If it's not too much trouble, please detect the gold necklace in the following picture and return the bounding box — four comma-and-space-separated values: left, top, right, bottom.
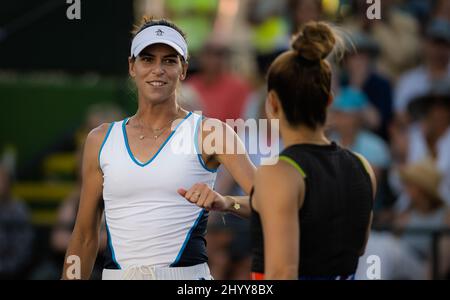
133, 109, 181, 140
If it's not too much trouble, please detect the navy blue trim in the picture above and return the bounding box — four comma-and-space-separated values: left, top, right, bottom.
122, 112, 193, 167
104, 215, 121, 269
98, 122, 115, 164
194, 116, 218, 173
170, 209, 206, 267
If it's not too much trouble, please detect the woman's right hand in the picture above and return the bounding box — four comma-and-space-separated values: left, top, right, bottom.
177, 183, 231, 212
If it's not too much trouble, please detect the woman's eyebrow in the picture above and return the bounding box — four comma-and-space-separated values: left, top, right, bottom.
138, 53, 178, 59
138, 52, 152, 57
163, 54, 179, 59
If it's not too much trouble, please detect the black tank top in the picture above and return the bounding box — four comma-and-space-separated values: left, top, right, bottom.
250, 142, 373, 277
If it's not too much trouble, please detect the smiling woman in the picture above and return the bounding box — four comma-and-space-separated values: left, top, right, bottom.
61, 17, 256, 280
129, 45, 185, 107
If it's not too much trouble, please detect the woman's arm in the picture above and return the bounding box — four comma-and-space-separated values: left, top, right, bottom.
61, 124, 109, 280
203, 118, 256, 193
179, 119, 256, 218
254, 161, 305, 280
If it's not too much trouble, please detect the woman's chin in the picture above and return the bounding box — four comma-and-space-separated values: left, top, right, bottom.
143, 92, 173, 104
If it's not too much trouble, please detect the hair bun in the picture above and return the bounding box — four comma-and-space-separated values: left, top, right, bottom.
292, 22, 336, 61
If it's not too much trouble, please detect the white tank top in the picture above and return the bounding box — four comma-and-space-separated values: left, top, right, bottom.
99, 112, 217, 269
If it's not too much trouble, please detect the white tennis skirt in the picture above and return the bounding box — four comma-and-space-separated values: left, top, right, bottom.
102, 263, 213, 280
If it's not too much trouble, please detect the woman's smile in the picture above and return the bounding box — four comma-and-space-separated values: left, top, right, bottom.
147, 80, 168, 87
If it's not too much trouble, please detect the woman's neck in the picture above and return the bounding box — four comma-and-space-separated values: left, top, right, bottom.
339, 130, 358, 148
281, 123, 330, 148
134, 95, 185, 127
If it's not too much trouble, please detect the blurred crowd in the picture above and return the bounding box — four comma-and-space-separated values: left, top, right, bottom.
1, 0, 450, 280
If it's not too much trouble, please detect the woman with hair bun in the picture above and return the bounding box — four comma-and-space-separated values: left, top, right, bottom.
250, 22, 376, 280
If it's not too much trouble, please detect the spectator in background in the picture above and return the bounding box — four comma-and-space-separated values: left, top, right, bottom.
328, 87, 391, 211
328, 87, 391, 177
401, 92, 450, 207
394, 19, 450, 121
400, 0, 433, 24
355, 230, 426, 280
395, 158, 450, 278
246, 0, 290, 58
165, 0, 218, 57
432, 0, 450, 22
345, 0, 420, 80
0, 164, 33, 279
188, 39, 252, 121
287, 0, 322, 33
206, 213, 251, 280
340, 31, 393, 140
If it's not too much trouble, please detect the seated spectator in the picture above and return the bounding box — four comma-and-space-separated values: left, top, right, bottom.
394, 19, 450, 123
340, 31, 393, 140
328, 87, 392, 214
328, 87, 391, 176
355, 230, 426, 280
395, 158, 450, 277
432, 0, 450, 22
344, 0, 421, 80
287, 0, 322, 33
0, 165, 33, 279
206, 211, 251, 280
405, 92, 450, 205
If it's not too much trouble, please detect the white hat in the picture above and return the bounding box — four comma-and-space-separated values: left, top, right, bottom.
130, 25, 188, 61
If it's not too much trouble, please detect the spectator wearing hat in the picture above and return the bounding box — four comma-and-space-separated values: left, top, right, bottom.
405, 92, 450, 206
328, 87, 393, 214
395, 158, 450, 277
328, 87, 391, 178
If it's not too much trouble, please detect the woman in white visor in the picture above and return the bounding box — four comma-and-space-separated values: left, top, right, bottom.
62, 18, 256, 280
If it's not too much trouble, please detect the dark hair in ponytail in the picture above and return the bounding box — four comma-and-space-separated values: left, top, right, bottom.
267, 21, 338, 129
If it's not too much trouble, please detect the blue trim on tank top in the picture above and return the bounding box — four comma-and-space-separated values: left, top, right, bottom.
194, 115, 218, 173
170, 209, 206, 267
98, 122, 115, 164
122, 112, 193, 167
104, 215, 121, 269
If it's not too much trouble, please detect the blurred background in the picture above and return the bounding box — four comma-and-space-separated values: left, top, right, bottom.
1, 0, 450, 280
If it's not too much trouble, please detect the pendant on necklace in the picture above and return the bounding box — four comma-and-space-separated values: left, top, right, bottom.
139, 135, 145, 140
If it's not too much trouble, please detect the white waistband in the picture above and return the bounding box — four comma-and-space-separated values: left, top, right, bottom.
102, 263, 212, 280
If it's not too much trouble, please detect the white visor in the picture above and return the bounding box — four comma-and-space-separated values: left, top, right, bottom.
131, 25, 188, 61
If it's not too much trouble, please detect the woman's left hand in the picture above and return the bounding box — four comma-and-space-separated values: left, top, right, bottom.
177, 183, 231, 211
